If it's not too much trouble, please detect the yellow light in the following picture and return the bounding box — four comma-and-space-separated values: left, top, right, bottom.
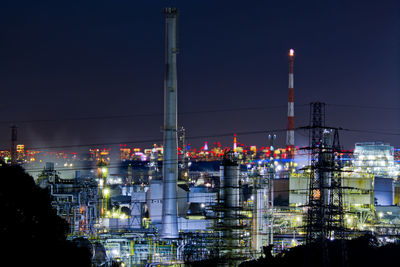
289, 49, 295, 56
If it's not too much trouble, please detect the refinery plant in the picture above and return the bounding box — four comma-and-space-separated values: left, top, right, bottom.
2, 7, 400, 267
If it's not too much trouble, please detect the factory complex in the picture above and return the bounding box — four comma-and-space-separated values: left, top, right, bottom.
2, 7, 399, 267
2, 136, 400, 266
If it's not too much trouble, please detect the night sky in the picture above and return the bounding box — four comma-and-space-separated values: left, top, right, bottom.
0, 0, 399, 152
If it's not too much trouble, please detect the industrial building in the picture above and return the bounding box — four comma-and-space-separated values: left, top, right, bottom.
37, 162, 98, 235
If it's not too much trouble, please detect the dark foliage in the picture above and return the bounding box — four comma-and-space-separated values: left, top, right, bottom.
0, 163, 92, 266
240, 235, 400, 267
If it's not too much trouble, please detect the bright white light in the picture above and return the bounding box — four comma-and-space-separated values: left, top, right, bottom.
289, 49, 294, 56
103, 188, 110, 197
201, 203, 205, 208
112, 249, 119, 256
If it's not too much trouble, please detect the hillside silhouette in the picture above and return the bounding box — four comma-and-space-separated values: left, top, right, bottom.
0, 162, 91, 267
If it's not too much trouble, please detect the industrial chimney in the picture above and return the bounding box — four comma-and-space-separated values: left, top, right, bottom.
161, 7, 179, 239
10, 125, 17, 165
286, 49, 295, 159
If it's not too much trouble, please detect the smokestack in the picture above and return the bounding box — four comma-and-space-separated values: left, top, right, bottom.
10, 125, 17, 165
286, 49, 295, 159
161, 7, 179, 239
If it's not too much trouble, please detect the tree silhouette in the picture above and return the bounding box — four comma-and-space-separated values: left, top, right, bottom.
240, 234, 400, 267
0, 163, 91, 267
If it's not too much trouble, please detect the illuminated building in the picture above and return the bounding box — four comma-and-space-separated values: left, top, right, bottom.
120, 144, 131, 161
353, 142, 399, 178
16, 144, 25, 161
90, 148, 111, 163
25, 150, 40, 162
36, 162, 98, 234
0, 150, 11, 163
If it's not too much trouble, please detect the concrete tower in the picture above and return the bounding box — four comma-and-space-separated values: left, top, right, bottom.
161, 7, 179, 239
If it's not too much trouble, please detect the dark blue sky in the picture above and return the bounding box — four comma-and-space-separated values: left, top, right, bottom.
0, 0, 399, 151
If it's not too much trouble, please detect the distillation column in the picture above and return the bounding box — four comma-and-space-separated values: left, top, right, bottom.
220, 156, 241, 258
161, 7, 179, 239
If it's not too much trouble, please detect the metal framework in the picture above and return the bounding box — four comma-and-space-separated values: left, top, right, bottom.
306, 102, 345, 243
209, 152, 251, 265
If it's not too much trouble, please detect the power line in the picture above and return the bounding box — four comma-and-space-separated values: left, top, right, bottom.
2, 102, 397, 126
1, 126, 399, 152
343, 129, 400, 136
0, 105, 306, 125
327, 103, 400, 111
9, 128, 288, 150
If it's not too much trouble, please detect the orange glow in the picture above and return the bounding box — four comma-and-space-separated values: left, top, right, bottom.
289, 49, 294, 56
313, 189, 320, 199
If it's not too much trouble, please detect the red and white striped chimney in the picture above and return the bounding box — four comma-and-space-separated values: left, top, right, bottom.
286, 49, 295, 159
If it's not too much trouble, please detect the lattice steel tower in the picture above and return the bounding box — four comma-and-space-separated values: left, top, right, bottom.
306, 102, 345, 244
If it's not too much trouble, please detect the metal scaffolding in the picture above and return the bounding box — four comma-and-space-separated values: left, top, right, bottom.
209, 152, 251, 265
